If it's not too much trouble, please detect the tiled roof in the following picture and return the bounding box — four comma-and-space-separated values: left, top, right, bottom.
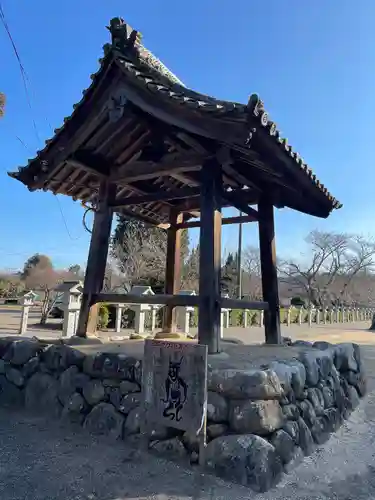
8, 17, 342, 212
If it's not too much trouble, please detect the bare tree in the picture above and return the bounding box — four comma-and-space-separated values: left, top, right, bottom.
25, 267, 67, 324
181, 245, 200, 291
242, 246, 262, 299
279, 231, 375, 307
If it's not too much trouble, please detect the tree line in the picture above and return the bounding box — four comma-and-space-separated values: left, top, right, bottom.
2, 217, 375, 322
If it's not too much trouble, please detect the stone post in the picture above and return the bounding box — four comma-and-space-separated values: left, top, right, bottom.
308, 307, 314, 327
298, 307, 303, 325
134, 307, 146, 334
287, 307, 291, 327
260, 310, 264, 327
330, 309, 334, 323
151, 307, 157, 332
243, 310, 248, 328
115, 304, 123, 333
19, 292, 36, 334
176, 306, 190, 334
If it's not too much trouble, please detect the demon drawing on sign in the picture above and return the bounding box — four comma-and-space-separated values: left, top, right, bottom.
161, 356, 188, 422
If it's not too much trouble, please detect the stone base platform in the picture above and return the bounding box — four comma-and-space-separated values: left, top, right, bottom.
0, 336, 367, 493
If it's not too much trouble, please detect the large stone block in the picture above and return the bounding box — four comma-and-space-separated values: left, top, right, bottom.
343, 370, 367, 396
334, 343, 359, 373
270, 429, 295, 465
61, 392, 88, 425
297, 400, 316, 427
84, 402, 124, 439
25, 373, 61, 417
5, 365, 25, 387
208, 368, 283, 400
207, 391, 229, 423
58, 366, 90, 406
82, 379, 105, 406
42, 345, 85, 371
0, 374, 23, 406
298, 350, 333, 386
3, 340, 43, 366
83, 353, 142, 384
297, 418, 314, 455
124, 406, 141, 435
267, 360, 306, 397
205, 434, 283, 492
229, 399, 284, 435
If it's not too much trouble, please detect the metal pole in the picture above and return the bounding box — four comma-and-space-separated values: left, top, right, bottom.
237, 210, 243, 299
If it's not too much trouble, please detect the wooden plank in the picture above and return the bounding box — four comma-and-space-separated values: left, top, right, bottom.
94, 293, 200, 307
76, 179, 116, 337
198, 158, 222, 354
162, 211, 183, 333
220, 298, 269, 311
142, 340, 208, 454
258, 196, 281, 344
176, 214, 257, 229
67, 158, 108, 178
110, 187, 200, 208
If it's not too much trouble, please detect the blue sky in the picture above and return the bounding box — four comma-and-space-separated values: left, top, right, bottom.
1, 0, 374, 271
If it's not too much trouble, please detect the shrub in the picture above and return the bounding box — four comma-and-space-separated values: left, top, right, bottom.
291, 296, 306, 307
250, 312, 259, 325
98, 303, 110, 329
190, 308, 199, 328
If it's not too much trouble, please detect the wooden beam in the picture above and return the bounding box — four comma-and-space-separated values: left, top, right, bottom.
220, 298, 269, 311
76, 179, 116, 337
258, 196, 281, 344
176, 214, 257, 229
94, 293, 199, 307
162, 211, 183, 333
110, 152, 205, 183
110, 187, 200, 208
222, 192, 259, 219
198, 158, 222, 354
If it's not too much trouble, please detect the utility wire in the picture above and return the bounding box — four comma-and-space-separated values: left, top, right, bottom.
0, 3, 83, 242
0, 2, 41, 144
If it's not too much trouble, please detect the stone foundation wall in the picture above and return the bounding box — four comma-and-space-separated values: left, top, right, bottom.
0, 338, 366, 493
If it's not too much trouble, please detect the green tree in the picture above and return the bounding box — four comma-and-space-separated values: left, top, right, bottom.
68, 264, 82, 277
221, 252, 238, 296
22, 254, 53, 280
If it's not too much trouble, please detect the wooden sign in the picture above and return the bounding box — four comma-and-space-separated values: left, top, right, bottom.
142, 339, 208, 434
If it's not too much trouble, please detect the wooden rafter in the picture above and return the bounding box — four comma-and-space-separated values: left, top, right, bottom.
175, 214, 258, 229
110, 187, 200, 208
110, 151, 206, 183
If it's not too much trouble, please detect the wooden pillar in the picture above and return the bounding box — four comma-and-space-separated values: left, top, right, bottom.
258, 197, 281, 344
162, 210, 182, 333
198, 158, 222, 354
76, 180, 115, 337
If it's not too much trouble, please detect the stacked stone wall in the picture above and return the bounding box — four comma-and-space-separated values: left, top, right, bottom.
0, 339, 366, 492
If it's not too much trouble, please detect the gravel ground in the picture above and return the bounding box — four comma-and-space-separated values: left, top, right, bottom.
1, 391, 375, 499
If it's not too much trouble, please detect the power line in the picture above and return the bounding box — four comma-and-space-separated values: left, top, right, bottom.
55, 196, 82, 241
0, 2, 41, 144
